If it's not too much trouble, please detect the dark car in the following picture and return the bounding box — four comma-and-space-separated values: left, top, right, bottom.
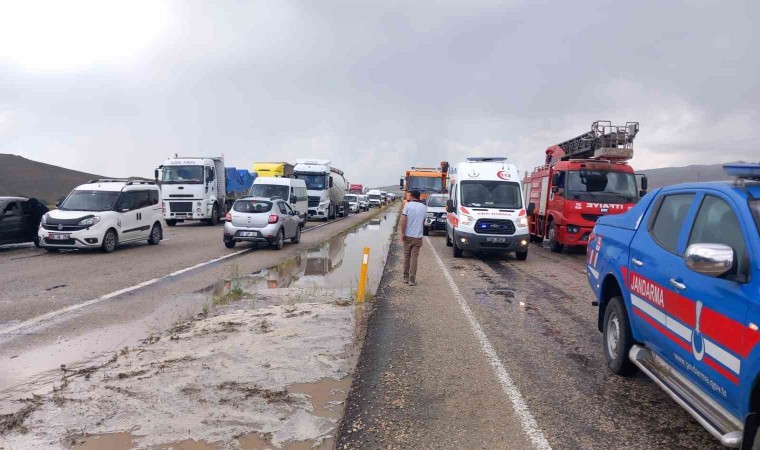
0, 197, 48, 247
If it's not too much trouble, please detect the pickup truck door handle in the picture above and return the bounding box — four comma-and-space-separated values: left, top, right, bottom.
669, 278, 686, 291
631, 258, 644, 267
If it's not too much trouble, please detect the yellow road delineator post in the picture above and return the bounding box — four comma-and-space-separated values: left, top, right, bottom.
356, 247, 371, 303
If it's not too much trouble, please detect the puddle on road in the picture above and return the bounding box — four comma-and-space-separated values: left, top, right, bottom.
204, 212, 397, 309
0, 211, 397, 423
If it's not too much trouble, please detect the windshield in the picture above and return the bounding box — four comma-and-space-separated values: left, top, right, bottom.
233, 200, 272, 213
60, 191, 120, 212
345, 195, 358, 202
460, 181, 522, 209
566, 170, 637, 202
250, 184, 289, 200
427, 196, 447, 207
369, 194, 381, 200
162, 166, 204, 184
751, 199, 760, 234
295, 173, 327, 190
408, 176, 442, 193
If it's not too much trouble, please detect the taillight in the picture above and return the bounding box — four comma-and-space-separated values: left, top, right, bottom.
268, 214, 279, 224
225, 212, 232, 222
518, 209, 526, 216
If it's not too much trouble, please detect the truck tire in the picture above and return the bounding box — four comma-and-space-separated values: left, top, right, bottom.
208, 205, 219, 226
515, 250, 528, 261
166, 219, 177, 227
445, 230, 453, 247
548, 221, 563, 253
452, 232, 463, 258
603, 296, 637, 376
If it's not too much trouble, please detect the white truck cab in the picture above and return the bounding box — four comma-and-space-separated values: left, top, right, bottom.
39, 179, 163, 253
157, 156, 226, 226
445, 157, 530, 260
367, 190, 382, 208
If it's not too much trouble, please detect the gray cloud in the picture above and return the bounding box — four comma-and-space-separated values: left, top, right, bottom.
1, 0, 758, 186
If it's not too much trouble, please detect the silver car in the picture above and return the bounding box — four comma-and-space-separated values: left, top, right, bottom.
223, 197, 301, 250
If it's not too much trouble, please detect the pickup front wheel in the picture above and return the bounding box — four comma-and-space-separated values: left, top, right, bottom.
603, 296, 637, 376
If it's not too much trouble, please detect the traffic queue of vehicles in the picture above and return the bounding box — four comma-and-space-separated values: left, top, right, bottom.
587, 163, 760, 448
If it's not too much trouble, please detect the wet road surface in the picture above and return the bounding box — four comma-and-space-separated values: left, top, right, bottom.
0, 207, 395, 415
339, 230, 721, 449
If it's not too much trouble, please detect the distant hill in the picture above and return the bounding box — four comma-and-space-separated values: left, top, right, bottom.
370, 185, 403, 195
0, 154, 104, 204
639, 162, 736, 188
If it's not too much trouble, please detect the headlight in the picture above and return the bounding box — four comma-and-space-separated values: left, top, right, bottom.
78, 216, 101, 227
460, 215, 474, 225
517, 216, 528, 228
41, 214, 48, 225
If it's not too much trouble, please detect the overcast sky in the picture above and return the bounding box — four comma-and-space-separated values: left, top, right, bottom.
1, 0, 758, 187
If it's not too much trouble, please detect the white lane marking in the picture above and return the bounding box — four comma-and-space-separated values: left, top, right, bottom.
0, 250, 250, 336
1, 215, 355, 336
426, 237, 552, 450
587, 265, 599, 280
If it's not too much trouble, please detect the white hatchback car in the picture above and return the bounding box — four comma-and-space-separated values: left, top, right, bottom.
39, 179, 163, 253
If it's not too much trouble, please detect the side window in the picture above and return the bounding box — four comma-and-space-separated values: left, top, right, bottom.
688, 196, 748, 277
149, 190, 159, 205
650, 193, 695, 253
452, 185, 458, 208
206, 167, 215, 182
21, 201, 32, 215
117, 192, 139, 212
278, 202, 287, 214
135, 191, 151, 209
3, 202, 19, 217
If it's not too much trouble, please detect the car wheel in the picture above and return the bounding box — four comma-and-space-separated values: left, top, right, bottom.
148, 223, 162, 245
208, 205, 219, 226
516, 250, 528, 261
603, 296, 637, 375
291, 225, 301, 244
224, 240, 236, 249
101, 229, 118, 253
452, 232, 463, 258
166, 219, 177, 227
548, 221, 563, 253
272, 229, 284, 250
423, 226, 429, 236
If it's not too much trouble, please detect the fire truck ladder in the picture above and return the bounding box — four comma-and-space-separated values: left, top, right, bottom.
556, 121, 639, 161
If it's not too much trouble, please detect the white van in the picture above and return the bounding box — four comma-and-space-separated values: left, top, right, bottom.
445, 157, 530, 260
39, 179, 163, 253
249, 177, 308, 226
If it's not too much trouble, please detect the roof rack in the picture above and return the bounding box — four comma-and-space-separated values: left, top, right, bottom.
88, 179, 156, 186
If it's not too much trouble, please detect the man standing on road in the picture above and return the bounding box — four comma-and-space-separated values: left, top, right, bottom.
401, 190, 426, 286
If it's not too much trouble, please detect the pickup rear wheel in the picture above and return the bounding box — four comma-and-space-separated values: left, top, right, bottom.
603, 296, 637, 376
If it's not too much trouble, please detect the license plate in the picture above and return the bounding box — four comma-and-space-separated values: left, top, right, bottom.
239, 231, 257, 237
49, 233, 70, 240
486, 237, 506, 243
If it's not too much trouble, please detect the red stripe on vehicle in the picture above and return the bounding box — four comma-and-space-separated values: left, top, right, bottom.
704, 355, 739, 385
629, 271, 695, 328
700, 308, 745, 358
742, 329, 760, 359
633, 308, 691, 352
447, 213, 458, 228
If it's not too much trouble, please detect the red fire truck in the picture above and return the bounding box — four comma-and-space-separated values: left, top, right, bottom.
523, 121, 648, 252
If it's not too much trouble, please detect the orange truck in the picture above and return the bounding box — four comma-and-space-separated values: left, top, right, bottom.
399, 161, 449, 203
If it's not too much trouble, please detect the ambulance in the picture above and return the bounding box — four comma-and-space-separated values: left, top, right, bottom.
445, 157, 530, 260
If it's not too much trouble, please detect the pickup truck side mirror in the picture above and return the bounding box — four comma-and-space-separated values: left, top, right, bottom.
685, 243, 734, 277
446, 199, 455, 213
527, 203, 536, 216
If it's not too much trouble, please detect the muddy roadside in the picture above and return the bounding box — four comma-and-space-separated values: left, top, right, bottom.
1, 207, 401, 449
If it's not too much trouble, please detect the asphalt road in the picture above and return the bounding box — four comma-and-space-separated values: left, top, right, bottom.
339, 230, 721, 449
0, 208, 388, 414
